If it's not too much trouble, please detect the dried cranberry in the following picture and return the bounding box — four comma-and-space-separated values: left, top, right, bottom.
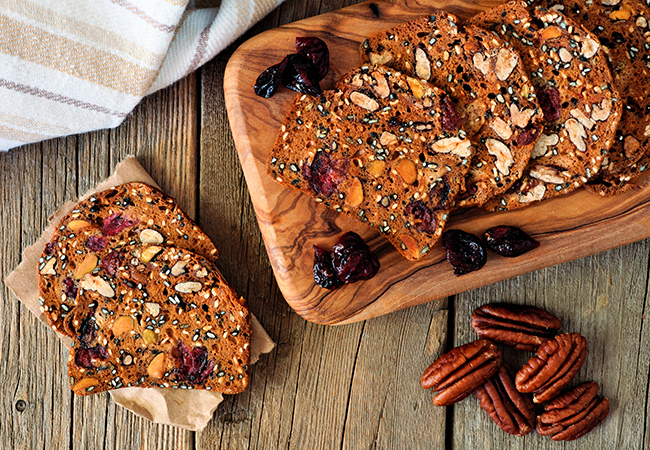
536, 86, 561, 122
303, 151, 350, 197
441, 95, 462, 131
254, 58, 288, 98
331, 232, 380, 283
441, 229, 487, 276
517, 124, 542, 146
255, 37, 329, 98
405, 200, 437, 234
456, 181, 477, 203
74, 348, 93, 368
44, 241, 57, 256
282, 53, 322, 97
78, 313, 97, 347
483, 225, 540, 257
86, 235, 108, 252
295, 37, 329, 80
430, 176, 451, 210
63, 277, 78, 299
100, 250, 122, 277
313, 246, 343, 289
101, 213, 138, 236
74, 344, 109, 369
172, 341, 215, 384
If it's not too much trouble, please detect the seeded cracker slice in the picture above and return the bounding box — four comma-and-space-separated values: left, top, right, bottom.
470, 2, 622, 211
67, 245, 250, 396
360, 13, 543, 208
38, 182, 219, 337
268, 65, 473, 260
532, 0, 650, 196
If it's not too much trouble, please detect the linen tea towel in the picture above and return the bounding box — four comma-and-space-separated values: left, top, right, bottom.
0, 0, 283, 151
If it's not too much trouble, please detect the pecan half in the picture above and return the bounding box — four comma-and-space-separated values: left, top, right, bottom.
471, 303, 562, 351
536, 382, 610, 441
515, 333, 587, 403
475, 364, 535, 436
421, 339, 502, 406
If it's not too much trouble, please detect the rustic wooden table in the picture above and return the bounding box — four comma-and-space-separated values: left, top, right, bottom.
1, 0, 649, 448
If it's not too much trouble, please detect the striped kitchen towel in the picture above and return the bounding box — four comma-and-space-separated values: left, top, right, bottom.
0, 0, 283, 151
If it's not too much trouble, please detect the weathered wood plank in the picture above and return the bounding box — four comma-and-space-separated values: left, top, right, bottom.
341, 300, 448, 450
0, 141, 74, 450
196, 40, 288, 450
451, 244, 650, 449
196, 4, 291, 449
110, 75, 199, 217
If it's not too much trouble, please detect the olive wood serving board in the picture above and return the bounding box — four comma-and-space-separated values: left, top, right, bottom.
224, 0, 650, 325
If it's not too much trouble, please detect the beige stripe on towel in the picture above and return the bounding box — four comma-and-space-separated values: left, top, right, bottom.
0, 110, 74, 135
8, 1, 165, 68
0, 123, 50, 143
0, 14, 156, 96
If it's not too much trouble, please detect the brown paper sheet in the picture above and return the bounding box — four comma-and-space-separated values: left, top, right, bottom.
4, 155, 276, 431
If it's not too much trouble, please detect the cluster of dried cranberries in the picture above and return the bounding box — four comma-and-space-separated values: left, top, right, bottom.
171, 341, 215, 384
255, 37, 329, 98
441, 225, 539, 276
421, 303, 610, 441
313, 231, 380, 289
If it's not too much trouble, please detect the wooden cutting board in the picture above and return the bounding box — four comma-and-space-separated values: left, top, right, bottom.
224, 0, 650, 325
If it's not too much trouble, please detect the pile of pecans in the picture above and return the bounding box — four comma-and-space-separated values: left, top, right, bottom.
421, 303, 610, 441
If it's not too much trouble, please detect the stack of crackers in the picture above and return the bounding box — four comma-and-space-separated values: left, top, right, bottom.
268, 1, 647, 260
38, 182, 251, 396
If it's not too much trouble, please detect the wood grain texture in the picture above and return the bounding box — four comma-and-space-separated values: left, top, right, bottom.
1, 141, 73, 450
224, 0, 650, 326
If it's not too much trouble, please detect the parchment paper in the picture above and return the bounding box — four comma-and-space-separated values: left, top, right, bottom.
4, 155, 276, 431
